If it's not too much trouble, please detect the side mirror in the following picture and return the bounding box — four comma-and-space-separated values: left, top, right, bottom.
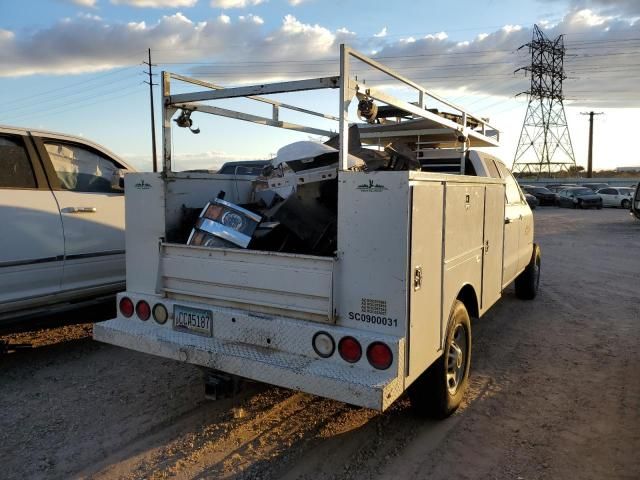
111, 168, 127, 192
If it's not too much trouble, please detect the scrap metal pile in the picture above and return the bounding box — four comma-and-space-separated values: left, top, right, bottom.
187, 126, 420, 257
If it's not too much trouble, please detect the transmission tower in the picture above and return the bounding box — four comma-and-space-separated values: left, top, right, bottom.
512, 25, 577, 178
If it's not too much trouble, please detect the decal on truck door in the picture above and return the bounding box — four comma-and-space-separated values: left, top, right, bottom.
356, 179, 388, 192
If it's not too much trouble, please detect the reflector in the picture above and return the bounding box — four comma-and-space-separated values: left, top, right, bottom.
153, 303, 168, 324
312, 331, 335, 358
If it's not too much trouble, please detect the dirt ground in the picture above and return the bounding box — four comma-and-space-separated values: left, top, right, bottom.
1, 208, 639, 480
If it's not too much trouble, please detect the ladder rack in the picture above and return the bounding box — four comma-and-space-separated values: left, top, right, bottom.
161, 44, 500, 174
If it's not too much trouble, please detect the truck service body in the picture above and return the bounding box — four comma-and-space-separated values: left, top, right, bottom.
94, 46, 539, 414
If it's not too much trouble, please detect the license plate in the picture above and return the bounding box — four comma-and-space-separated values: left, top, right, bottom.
173, 305, 213, 337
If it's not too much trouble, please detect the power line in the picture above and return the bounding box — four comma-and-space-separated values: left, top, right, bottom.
1, 51, 146, 107
8, 88, 142, 124
0, 72, 140, 118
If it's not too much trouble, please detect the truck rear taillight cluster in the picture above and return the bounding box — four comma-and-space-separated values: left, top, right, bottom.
119, 296, 168, 324
313, 332, 393, 370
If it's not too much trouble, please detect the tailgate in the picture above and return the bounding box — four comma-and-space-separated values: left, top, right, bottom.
159, 243, 335, 323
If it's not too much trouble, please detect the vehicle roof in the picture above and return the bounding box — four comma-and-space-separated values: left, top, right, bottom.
220, 160, 269, 166
0, 124, 136, 171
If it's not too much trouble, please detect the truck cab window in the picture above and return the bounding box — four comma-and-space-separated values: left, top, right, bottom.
45, 142, 122, 193
496, 162, 523, 204
0, 135, 36, 189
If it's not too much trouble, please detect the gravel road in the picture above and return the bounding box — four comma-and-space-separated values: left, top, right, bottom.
1, 208, 639, 480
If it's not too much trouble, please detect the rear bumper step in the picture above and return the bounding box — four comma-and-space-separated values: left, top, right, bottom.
94, 318, 405, 411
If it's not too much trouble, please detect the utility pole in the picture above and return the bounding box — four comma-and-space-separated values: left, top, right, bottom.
143, 48, 158, 172
581, 111, 603, 178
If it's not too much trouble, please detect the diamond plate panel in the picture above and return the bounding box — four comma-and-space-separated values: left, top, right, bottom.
95, 304, 406, 411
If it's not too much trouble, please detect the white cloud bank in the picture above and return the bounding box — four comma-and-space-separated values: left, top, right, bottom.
539, 0, 640, 16
210, 0, 264, 8
68, 0, 98, 7
0, 9, 638, 107
111, 0, 198, 7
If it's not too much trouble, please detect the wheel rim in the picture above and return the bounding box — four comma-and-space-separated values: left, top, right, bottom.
446, 324, 468, 395
622, 200, 630, 209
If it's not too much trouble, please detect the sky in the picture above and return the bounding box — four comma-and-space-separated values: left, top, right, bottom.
0, 0, 638, 172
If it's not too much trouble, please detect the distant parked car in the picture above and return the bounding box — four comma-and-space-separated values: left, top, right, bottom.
596, 187, 634, 208
524, 193, 539, 210
580, 182, 609, 192
0, 125, 134, 328
521, 185, 556, 206
217, 160, 270, 176
546, 184, 578, 194
556, 187, 603, 209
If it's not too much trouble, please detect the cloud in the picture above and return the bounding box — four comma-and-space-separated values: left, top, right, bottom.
1, 9, 638, 107
210, 0, 264, 8
289, 0, 308, 5
373, 27, 387, 38
111, 0, 198, 7
68, 0, 98, 6
538, 0, 640, 16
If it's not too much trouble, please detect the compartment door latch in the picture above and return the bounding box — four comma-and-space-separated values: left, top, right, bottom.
414, 265, 423, 291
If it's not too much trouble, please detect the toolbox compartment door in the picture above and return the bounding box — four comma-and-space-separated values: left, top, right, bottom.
159, 243, 335, 323
481, 183, 505, 312
406, 183, 444, 384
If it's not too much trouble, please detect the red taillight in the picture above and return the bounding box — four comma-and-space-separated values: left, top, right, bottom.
136, 300, 151, 321
119, 297, 134, 318
338, 336, 362, 363
366, 342, 393, 370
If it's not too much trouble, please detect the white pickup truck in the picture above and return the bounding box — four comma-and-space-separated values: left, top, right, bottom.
94, 46, 540, 417
0, 125, 134, 327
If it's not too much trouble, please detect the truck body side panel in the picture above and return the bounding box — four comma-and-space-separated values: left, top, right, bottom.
405, 182, 444, 385
335, 171, 410, 337
125, 173, 165, 295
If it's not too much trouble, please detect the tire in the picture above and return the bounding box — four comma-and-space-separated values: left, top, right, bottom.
622, 199, 631, 209
409, 300, 472, 419
515, 244, 541, 300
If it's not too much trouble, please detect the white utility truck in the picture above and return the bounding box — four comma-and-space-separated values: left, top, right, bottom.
94, 45, 540, 417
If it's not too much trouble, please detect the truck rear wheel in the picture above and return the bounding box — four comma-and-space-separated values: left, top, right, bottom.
409, 300, 471, 418
515, 244, 541, 300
